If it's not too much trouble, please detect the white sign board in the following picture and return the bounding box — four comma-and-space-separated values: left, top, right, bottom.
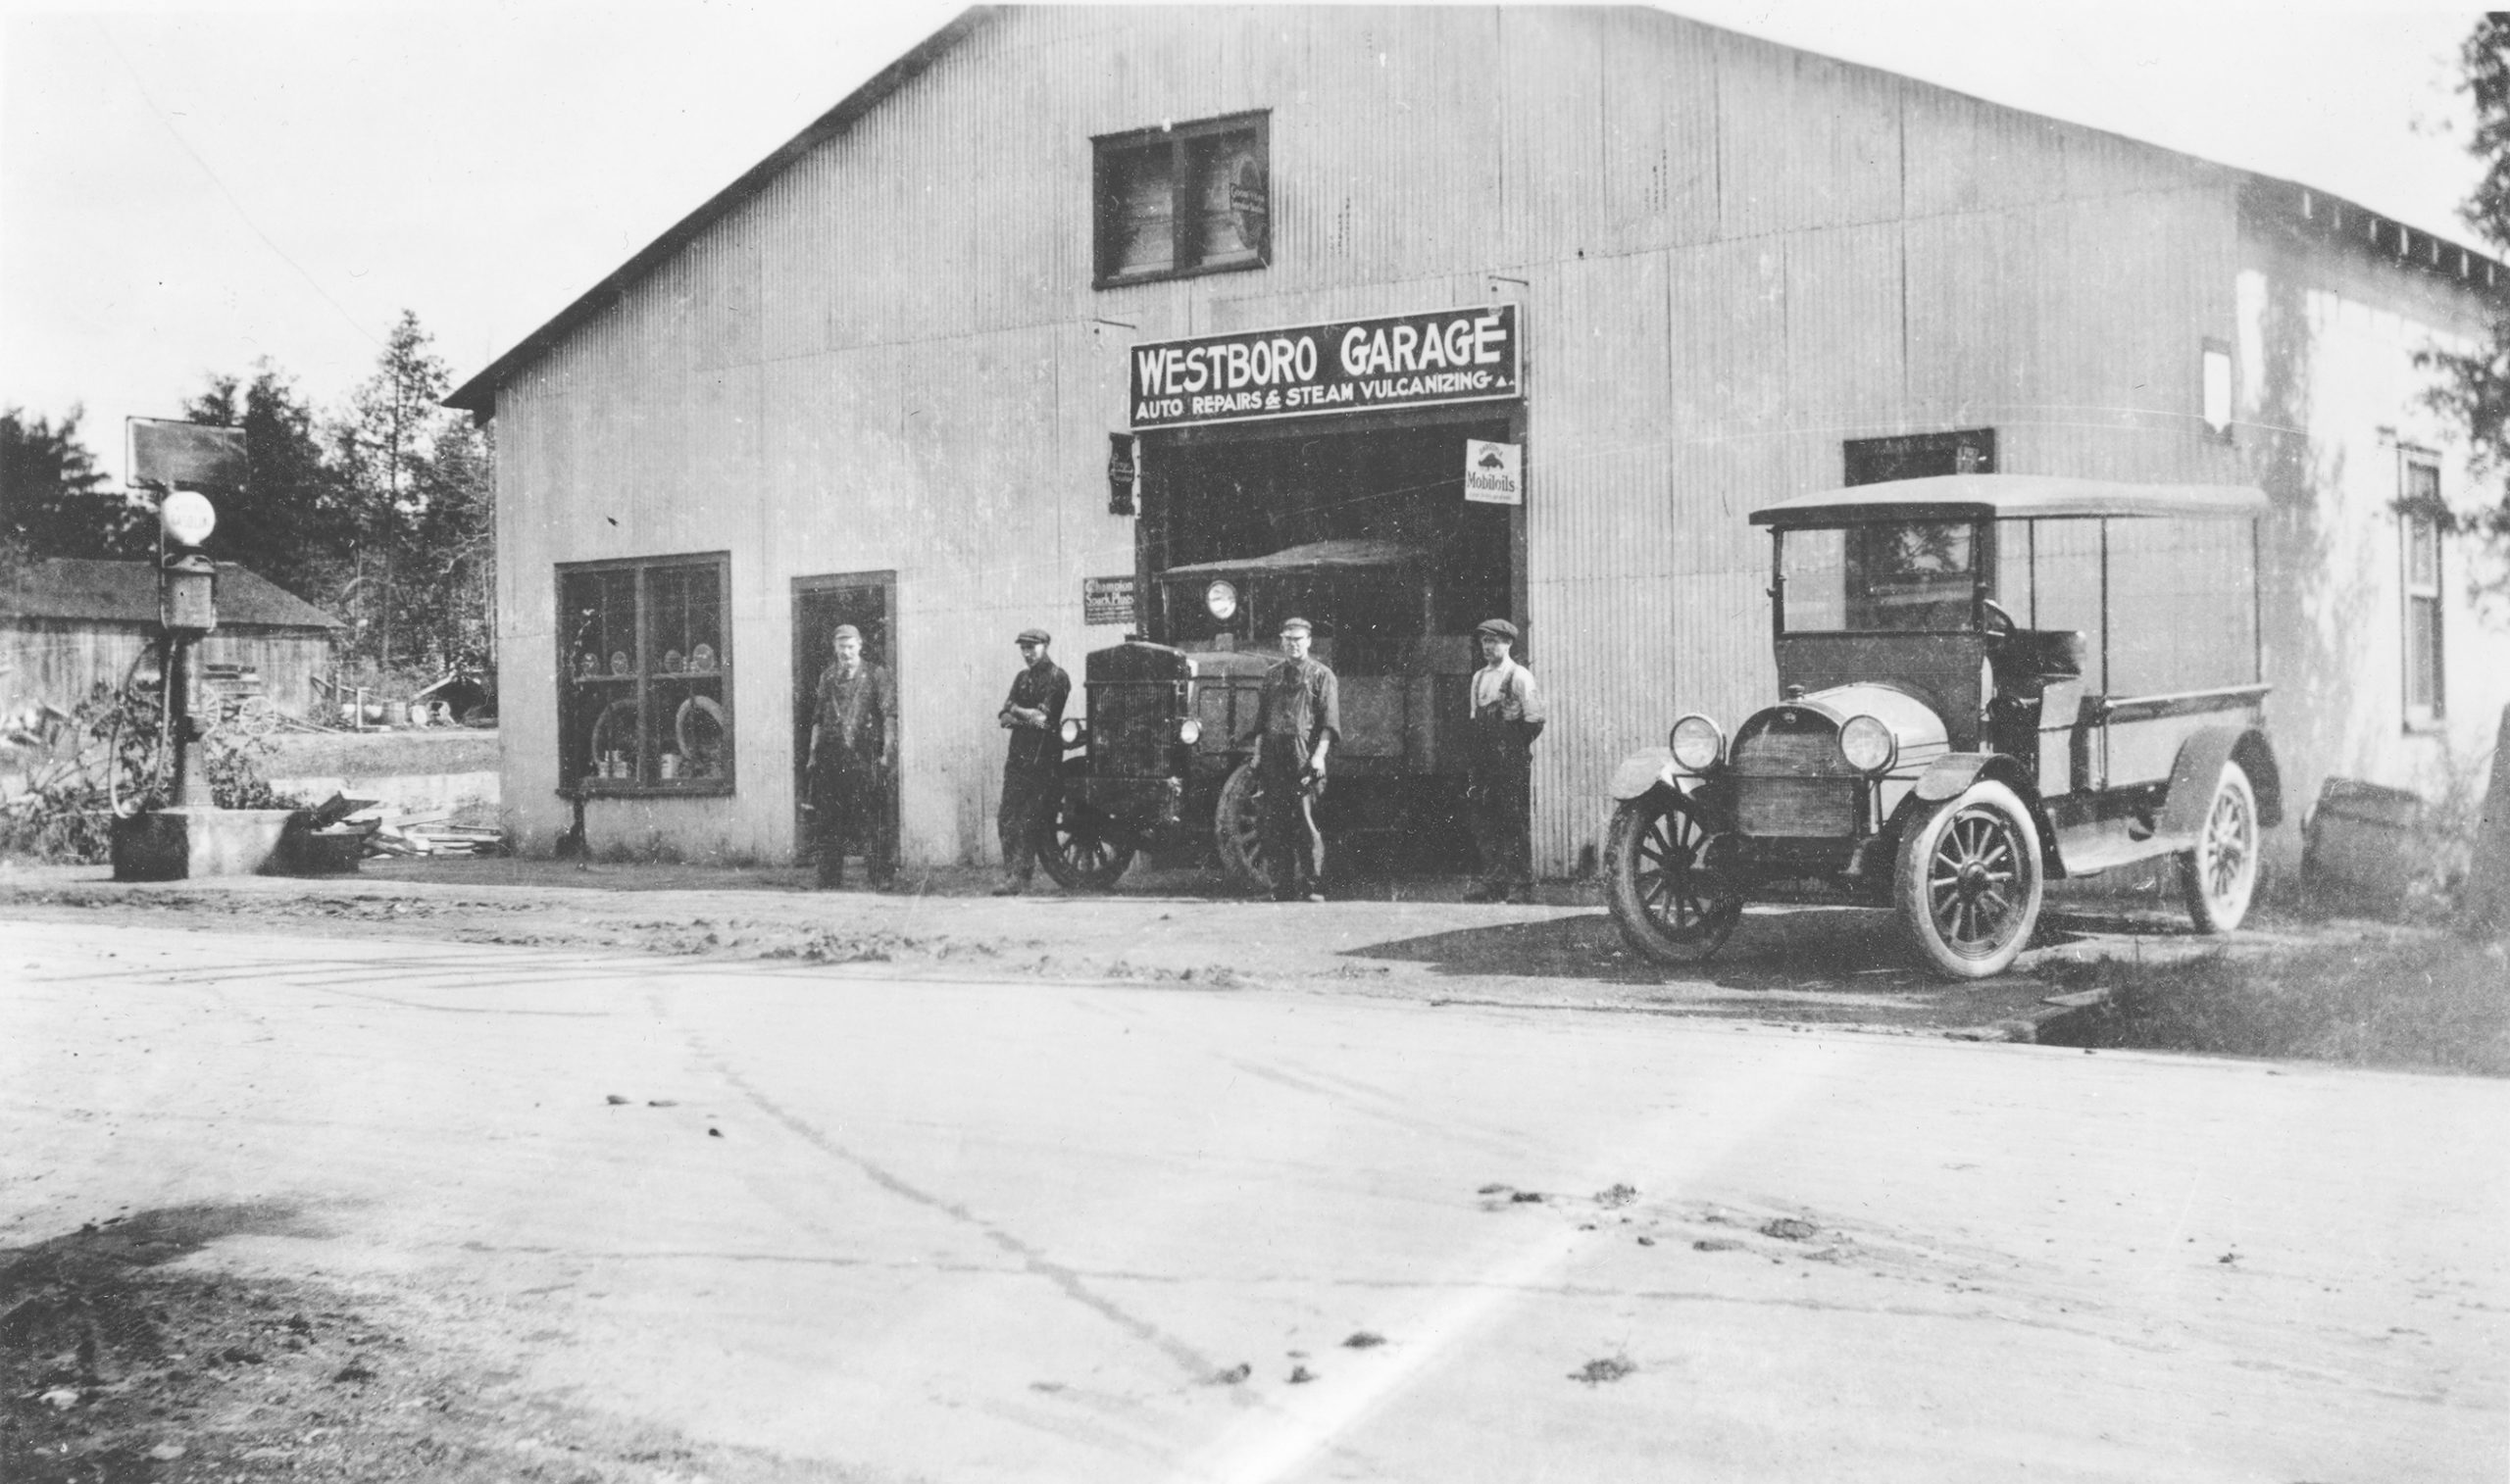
1464, 439, 1523, 505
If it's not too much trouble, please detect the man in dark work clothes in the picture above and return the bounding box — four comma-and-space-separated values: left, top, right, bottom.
1463, 618, 1546, 903
1246, 615, 1338, 902
993, 626, 1070, 895
806, 624, 897, 889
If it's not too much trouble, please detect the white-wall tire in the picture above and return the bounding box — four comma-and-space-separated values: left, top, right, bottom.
2178, 760, 2259, 933
1893, 779, 2044, 979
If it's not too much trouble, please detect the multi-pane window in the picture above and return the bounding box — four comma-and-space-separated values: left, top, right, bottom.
558, 553, 733, 794
1093, 112, 1270, 286
2402, 460, 2444, 726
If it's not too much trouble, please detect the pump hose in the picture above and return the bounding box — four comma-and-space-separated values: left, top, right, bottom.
106, 642, 174, 818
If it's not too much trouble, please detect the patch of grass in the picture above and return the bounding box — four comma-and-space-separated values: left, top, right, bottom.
261, 729, 498, 781
2042, 933, 2510, 1075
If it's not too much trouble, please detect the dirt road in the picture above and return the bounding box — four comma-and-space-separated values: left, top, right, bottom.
0, 857, 2349, 1039
5, 915, 2502, 1481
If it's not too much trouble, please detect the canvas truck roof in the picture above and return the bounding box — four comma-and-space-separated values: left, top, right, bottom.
1748, 474, 2272, 527
1159, 538, 1428, 577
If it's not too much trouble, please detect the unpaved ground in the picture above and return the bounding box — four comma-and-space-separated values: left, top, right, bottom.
0, 856, 2355, 1039
8, 917, 2501, 1482
0, 1204, 828, 1484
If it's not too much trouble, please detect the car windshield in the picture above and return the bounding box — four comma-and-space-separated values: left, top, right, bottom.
1780, 521, 1981, 633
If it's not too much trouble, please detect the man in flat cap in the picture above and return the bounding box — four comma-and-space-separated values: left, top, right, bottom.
805, 623, 898, 890
1465, 618, 1545, 903
993, 626, 1070, 895
1247, 615, 1338, 902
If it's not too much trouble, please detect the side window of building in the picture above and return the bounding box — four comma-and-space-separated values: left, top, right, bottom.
2401, 459, 2444, 728
558, 553, 733, 794
1094, 112, 1269, 287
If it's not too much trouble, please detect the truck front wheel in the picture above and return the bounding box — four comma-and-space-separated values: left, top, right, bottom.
1214, 760, 1279, 895
1038, 793, 1136, 890
1893, 780, 2044, 979
1603, 790, 1742, 965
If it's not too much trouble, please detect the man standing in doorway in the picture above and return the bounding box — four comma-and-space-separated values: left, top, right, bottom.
993, 626, 1069, 896
806, 623, 898, 890
1248, 616, 1338, 902
1465, 618, 1545, 904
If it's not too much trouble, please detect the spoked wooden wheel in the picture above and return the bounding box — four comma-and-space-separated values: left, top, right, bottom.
1603, 789, 1742, 965
1214, 759, 1279, 895
2179, 760, 2259, 932
1037, 792, 1135, 889
1894, 780, 2045, 978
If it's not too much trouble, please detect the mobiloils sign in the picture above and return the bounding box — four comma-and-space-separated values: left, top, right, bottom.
1130, 305, 1520, 430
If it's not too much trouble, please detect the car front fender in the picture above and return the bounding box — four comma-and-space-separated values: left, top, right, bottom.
1609, 746, 1680, 801
1912, 753, 1995, 802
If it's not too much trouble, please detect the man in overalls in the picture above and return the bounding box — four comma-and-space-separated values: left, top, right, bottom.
1249, 615, 1338, 902
805, 624, 898, 890
1465, 618, 1545, 903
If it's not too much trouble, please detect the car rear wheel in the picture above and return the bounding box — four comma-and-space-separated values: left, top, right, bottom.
1603, 789, 1742, 965
2178, 759, 2259, 933
1894, 779, 2044, 979
1037, 794, 1135, 890
1214, 760, 1278, 894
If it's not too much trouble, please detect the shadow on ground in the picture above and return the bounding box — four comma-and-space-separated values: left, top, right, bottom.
1347, 898, 2221, 990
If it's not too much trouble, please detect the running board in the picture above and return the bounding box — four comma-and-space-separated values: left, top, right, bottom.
2055, 817, 2191, 877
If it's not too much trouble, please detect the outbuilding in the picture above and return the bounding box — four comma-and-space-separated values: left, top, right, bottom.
0, 557, 339, 720
448, 6, 2509, 874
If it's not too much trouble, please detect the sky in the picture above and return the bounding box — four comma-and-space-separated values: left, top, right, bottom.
0, 2, 2491, 489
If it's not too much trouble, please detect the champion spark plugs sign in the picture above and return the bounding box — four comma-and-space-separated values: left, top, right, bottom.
1129, 305, 1520, 430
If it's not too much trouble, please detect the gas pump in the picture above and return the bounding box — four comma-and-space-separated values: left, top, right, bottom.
107, 417, 269, 881
155, 487, 220, 807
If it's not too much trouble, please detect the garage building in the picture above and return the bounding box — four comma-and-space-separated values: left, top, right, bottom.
447, 6, 2509, 873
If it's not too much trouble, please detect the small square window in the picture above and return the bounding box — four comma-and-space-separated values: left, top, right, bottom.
1094, 113, 1269, 287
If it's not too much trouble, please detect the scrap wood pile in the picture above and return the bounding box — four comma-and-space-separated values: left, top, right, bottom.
304, 793, 504, 857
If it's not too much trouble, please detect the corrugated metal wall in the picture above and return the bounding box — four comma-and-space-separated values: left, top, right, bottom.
490, 5, 2452, 870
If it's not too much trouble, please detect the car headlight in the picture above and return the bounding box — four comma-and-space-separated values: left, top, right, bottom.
1177, 717, 1202, 745
1838, 714, 1895, 773
1059, 717, 1086, 747
1205, 580, 1238, 621
1669, 715, 1724, 771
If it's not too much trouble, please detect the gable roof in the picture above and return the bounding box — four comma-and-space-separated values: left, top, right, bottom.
443, 6, 2500, 420
444, 7, 995, 414
1, 558, 341, 630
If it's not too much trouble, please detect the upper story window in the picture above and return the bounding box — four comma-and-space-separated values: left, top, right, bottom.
1094, 112, 1270, 287
2401, 458, 2445, 728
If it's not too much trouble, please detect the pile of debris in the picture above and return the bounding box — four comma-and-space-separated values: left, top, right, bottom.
303, 793, 504, 860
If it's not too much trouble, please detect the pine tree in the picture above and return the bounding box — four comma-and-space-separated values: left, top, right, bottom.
1, 406, 145, 559
2419, 16, 2510, 563
332, 311, 452, 673
183, 362, 350, 605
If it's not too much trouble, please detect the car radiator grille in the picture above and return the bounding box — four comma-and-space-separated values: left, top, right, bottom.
1733, 777, 1857, 837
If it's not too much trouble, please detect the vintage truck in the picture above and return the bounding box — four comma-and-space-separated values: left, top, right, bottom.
1038, 537, 1484, 892
1604, 474, 2283, 978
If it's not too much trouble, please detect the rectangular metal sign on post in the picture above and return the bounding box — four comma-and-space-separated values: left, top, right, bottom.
1129, 305, 1520, 430
127, 418, 248, 489
1464, 439, 1523, 504
1083, 575, 1136, 627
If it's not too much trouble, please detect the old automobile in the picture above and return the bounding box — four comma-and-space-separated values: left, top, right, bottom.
1040, 537, 1483, 891
1604, 474, 2282, 978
